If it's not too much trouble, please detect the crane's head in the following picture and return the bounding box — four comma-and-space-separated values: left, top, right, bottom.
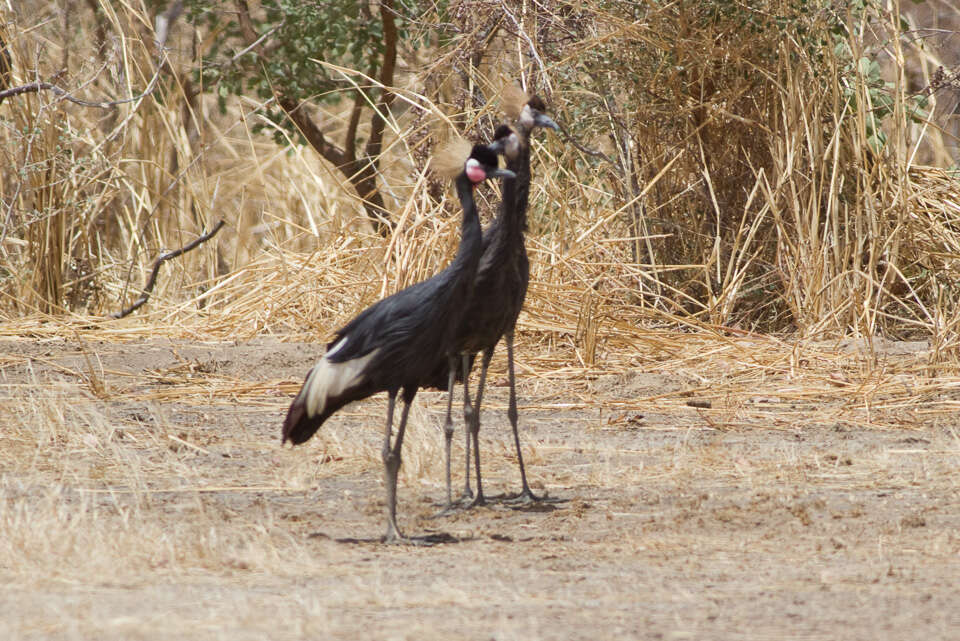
502, 84, 561, 135
465, 144, 515, 185
523, 95, 560, 133
433, 137, 515, 185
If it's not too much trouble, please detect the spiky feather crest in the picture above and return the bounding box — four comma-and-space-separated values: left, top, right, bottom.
527, 95, 547, 112
433, 137, 472, 179
502, 84, 531, 120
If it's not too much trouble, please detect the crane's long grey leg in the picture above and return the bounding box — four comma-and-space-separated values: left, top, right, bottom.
504, 331, 539, 503
383, 387, 416, 543
460, 352, 474, 502
381, 390, 401, 542
467, 347, 495, 507
442, 354, 458, 509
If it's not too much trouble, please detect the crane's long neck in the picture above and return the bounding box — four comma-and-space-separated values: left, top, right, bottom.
452, 173, 483, 275
504, 132, 533, 234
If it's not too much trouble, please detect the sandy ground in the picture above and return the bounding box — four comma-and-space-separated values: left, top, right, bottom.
1, 335, 959, 640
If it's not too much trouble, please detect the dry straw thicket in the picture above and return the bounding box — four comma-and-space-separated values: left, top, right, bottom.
0, 0, 957, 394
1, 1, 959, 369
0, 0, 956, 439
4, 5, 960, 634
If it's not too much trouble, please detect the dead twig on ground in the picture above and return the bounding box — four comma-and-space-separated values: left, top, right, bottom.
111, 220, 226, 319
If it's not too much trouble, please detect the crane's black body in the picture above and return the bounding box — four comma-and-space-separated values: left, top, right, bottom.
429, 97, 559, 508
282, 143, 512, 542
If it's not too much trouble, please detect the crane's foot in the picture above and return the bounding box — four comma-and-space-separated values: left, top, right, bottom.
381, 533, 413, 545
433, 488, 474, 511
381, 528, 431, 546
431, 488, 475, 516
432, 490, 487, 515
381, 535, 438, 546
430, 500, 462, 518
381, 530, 458, 546
467, 492, 487, 508
382, 520, 406, 544
503, 486, 542, 505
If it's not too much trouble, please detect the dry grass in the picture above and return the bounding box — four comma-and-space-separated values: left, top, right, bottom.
0, 386, 296, 580
2, 335, 960, 639
0, 1, 958, 346
2, 2, 960, 638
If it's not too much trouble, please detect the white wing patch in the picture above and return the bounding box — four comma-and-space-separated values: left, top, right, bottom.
325, 336, 349, 359
302, 348, 379, 418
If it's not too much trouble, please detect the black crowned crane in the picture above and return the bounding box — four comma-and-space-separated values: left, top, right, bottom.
431, 87, 560, 508
281, 139, 514, 543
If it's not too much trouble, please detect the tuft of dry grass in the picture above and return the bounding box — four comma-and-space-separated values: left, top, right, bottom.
2, 0, 960, 541
0, 0, 956, 351
5, 7, 960, 638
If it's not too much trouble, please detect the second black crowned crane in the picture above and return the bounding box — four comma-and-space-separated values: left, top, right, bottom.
431, 87, 560, 508
281, 139, 514, 543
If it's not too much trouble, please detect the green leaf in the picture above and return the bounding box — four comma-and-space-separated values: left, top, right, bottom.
867, 130, 887, 153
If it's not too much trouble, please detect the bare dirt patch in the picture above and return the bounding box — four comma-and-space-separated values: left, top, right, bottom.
1, 335, 959, 640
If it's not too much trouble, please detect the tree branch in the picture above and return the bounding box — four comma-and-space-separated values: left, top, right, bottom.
234, 0, 260, 44
333, 0, 400, 237
554, 119, 618, 167
364, 0, 398, 161
280, 98, 390, 235
279, 97, 349, 168
111, 220, 226, 319
0, 80, 156, 107
344, 86, 365, 161
232, 0, 394, 235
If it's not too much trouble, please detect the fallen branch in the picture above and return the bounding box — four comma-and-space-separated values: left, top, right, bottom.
111, 220, 226, 319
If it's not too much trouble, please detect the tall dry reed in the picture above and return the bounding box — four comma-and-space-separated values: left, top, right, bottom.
0, 0, 958, 362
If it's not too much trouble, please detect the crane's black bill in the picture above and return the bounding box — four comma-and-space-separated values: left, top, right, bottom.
534, 113, 561, 131
489, 167, 516, 179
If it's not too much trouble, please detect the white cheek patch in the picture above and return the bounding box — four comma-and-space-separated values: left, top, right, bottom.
519, 104, 535, 129
465, 157, 486, 183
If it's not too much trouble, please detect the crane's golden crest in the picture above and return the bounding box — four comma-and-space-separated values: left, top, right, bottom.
433, 137, 472, 179
502, 84, 531, 120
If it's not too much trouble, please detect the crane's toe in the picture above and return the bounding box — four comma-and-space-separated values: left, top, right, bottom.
503, 487, 542, 505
